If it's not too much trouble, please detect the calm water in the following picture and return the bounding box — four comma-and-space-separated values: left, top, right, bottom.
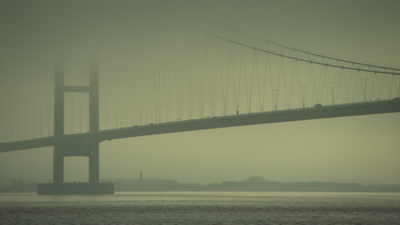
1, 192, 400, 224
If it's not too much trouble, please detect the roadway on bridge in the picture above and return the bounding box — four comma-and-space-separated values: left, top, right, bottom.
1, 100, 400, 153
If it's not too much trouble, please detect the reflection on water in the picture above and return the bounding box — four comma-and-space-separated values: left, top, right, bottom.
1, 192, 400, 224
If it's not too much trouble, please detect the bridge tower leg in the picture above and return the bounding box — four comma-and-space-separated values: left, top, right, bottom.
53, 144, 64, 183
53, 59, 65, 183
89, 142, 99, 183
53, 58, 100, 184
88, 59, 99, 184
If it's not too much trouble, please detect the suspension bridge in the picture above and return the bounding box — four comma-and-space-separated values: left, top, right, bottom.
1, 26, 400, 191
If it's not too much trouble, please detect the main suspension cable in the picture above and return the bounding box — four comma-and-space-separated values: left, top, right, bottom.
191, 27, 400, 76
210, 24, 400, 72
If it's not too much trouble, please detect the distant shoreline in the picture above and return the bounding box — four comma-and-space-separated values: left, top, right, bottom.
2, 176, 400, 193
102, 176, 400, 193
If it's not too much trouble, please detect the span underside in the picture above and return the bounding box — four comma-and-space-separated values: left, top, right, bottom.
1, 100, 400, 153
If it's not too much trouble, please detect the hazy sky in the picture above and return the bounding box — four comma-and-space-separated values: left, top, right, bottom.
1, 0, 400, 185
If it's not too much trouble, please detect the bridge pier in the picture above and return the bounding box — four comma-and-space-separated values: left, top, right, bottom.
88, 58, 100, 184
53, 58, 65, 184
88, 143, 99, 184
52, 141, 100, 184
53, 144, 64, 184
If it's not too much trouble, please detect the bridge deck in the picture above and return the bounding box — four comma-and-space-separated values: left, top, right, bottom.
1, 100, 400, 153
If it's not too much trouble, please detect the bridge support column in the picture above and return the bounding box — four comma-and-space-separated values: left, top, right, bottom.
53, 58, 65, 184
89, 142, 99, 183
50, 57, 103, 188
88, 58, 100, 184
53, 145, 64, 183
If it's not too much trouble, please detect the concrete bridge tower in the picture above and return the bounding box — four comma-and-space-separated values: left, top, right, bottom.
53, 58, 99, 184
